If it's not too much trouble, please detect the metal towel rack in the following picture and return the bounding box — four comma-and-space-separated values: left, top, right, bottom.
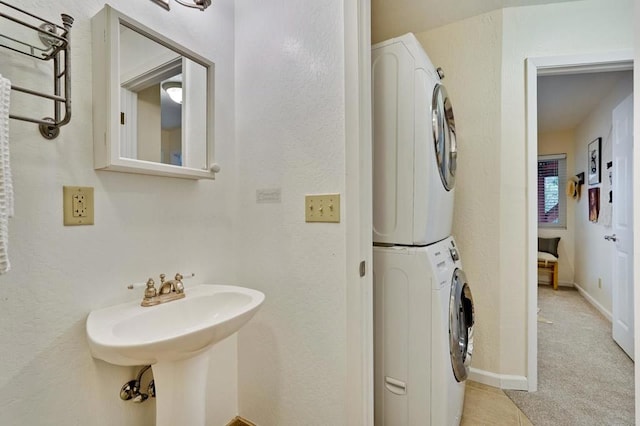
0, 1, 73, 139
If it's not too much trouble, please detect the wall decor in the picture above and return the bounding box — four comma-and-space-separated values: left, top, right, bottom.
589, 187, 600, 223
588, 137, 601, 185
566, 175, 581, 200
607, 161, 613, 203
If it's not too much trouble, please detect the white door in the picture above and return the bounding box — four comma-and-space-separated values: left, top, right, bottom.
610, 93, 634, 360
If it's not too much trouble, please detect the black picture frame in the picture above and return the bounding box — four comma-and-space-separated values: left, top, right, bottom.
588, 137, 601, 185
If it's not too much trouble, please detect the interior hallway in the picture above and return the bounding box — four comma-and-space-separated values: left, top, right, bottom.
505, 286, 634, 424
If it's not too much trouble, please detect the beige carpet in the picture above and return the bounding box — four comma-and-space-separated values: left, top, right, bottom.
505, 286, 634, 425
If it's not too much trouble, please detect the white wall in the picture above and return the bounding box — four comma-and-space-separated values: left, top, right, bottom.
538, 129, 576, 286
633, 0, 640, 413
415, 0, 633, 383
500, 0, 632, 377
0, 1, 237, 425
416, 9, 504, 377
574, 71, 633, 314
234, 0, 351, 424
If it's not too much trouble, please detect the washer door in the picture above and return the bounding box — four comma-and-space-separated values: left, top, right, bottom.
449, 268, 474, 382
431, 84, 457, 191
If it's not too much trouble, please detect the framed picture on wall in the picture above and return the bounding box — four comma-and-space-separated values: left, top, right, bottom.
588, 137, 601, 185
589, 187, 600, 222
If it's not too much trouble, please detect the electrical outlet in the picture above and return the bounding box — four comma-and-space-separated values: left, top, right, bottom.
72, 193, 87, 217
598, 278, 602, 289
63, 186, 94, 226
305, 194, 340, 223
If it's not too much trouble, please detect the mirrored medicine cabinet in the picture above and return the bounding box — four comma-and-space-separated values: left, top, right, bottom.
91, 5, 218, 179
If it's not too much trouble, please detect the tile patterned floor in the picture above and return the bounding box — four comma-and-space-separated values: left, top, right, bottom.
461, 381, 533, 426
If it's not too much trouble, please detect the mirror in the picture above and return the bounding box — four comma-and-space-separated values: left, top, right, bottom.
92, 5, 218, 179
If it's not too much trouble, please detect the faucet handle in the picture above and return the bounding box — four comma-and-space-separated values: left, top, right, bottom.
174, 273, 185, 293
144, 278, 157, 299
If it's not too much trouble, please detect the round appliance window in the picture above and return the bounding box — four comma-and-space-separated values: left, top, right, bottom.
431, 84, 457, 191
449, 268, 474, 382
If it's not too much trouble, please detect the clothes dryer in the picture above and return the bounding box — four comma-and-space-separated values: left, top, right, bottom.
372, 33, 457, 246
373, 237, 474, 425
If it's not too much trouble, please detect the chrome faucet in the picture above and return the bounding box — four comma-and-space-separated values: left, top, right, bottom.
140, 273, 186, 307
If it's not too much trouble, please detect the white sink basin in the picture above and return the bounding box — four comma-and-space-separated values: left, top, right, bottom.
87, 284, 265, 425
86, 284, 265, 366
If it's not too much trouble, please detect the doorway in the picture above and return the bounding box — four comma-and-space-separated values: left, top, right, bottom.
524, 66, 635, 422
525, 52, 634, 397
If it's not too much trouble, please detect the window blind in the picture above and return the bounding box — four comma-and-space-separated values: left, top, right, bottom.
538, 154, 567, 228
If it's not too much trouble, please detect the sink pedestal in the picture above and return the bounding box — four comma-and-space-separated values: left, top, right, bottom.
152, 351, 210, 426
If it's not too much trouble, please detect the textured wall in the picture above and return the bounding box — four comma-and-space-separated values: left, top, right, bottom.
500, 0, 633, 376
0, 1, 237, 425
417, 9, 504, 377
415, 0, 633, 381
634, 1, 640, 414
234, 0, 349, 424
538, 129, 576, 286
574, 72, 633, 314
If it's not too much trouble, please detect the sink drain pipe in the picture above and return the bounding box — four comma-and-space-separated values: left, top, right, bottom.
120, 365, 155, 403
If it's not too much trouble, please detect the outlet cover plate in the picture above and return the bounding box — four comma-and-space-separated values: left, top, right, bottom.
63, 186, 94, 226
305, 194, 340, 223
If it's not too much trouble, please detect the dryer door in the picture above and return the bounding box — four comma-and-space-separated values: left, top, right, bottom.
432, 84, 457, 191
449, 268, 474, 382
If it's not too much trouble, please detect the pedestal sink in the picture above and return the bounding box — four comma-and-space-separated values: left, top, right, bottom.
86, 284, 265, 426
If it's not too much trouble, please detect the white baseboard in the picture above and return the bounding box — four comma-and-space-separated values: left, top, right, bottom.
573, 282, 612, 322
468, 368, 528, 390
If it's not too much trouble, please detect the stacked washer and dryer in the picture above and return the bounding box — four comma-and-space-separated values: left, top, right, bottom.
372, 33, 475, 425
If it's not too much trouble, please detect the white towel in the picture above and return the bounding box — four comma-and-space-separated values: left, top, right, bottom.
0, 74, 13, 274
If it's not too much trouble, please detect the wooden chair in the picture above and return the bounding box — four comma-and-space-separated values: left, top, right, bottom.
538, 237, 560, 290
537, 252, 558, 290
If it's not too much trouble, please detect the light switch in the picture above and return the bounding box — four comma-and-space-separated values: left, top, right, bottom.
63, 186, 94, 226
305, 194, 340, 223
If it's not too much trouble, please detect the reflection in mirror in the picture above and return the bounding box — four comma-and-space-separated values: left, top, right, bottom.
160, 76, 183, 166
118, 24, 207, 169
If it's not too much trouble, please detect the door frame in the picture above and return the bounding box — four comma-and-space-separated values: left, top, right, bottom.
346, 0, 374, 423
525, 51, 633, 392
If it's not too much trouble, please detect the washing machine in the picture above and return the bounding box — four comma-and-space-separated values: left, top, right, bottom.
373, 237, 474, 425
372, 33, 457, 246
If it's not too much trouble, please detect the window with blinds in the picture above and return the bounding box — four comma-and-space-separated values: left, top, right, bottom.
538, 154, 567, 228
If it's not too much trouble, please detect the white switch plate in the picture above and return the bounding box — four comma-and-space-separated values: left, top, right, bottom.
305, 194, 340, 223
